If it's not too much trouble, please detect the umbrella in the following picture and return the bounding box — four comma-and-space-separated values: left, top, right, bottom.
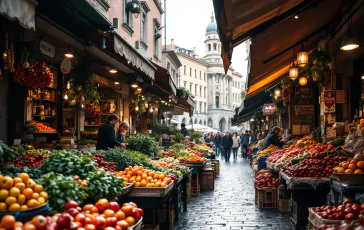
185, 124, 211, 131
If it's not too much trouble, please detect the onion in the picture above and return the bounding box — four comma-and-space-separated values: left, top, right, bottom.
354, 153, 364, 161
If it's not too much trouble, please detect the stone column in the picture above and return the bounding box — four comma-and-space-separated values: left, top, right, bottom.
222, 75, 226, 107
207, 75, 211, 107
212, 75, 216, 108
228, 78, 233, 107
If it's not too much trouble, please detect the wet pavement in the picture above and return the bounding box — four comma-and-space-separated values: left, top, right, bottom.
175, 156, 293, 230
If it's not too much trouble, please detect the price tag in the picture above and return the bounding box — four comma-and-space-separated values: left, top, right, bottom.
13, 139, 21, 146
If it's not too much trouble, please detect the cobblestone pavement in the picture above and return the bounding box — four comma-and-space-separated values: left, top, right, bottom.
175, 157, 293, 230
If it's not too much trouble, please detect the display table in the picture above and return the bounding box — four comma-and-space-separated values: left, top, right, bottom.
280, 172, 330, 190
330, 179, 364, 205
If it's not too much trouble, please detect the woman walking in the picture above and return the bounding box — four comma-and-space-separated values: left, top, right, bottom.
232, 132, 240, 160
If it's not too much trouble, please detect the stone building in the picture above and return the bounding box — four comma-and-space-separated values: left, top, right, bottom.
168, 14, 243, 131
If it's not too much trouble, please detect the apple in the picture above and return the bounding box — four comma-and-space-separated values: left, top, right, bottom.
75, 213, 86, 226
66, 201, 79, 210
108, 202, 120, 213
69, 222, 79, 230
121, 206, 133, 217
105, 217, 117, 227
135, 208, 144, 217
68, 208, 80, 217
123, 202, 137, 208
93, 216, 106, 230
117, 220, 129, 230
57, 213, 72, 229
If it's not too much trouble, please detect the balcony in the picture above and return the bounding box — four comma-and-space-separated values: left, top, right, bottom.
208, 105, 234, 110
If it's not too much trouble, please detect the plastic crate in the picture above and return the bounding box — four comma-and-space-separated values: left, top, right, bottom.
255, 188, 277, 208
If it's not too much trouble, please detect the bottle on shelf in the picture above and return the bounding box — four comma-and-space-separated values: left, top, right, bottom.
40, 105, 45, 116
32, 101, 38, 115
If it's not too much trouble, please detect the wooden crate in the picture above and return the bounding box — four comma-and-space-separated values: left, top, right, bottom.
211, 160, 220, 176
308, 208, 341, 229
200, 169, 214, 190
255, 188, 278, 209
191, 174, 200, 196
278, 199, 290, 212
127, 181, 174, 197
186, 182, 191, 199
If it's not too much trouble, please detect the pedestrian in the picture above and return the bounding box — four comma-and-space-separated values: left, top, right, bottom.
214, 131, 222, 158
240, 130, 250, 159
96, 114, 123, 150
210, 132, 215, 142
116, 121, 129, 148
180, 123, 188, 137
222, 130, 233, 162
263, 126, 284, 150
232, 132, 240, 160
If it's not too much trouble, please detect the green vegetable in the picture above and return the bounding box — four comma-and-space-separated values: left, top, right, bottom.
173, 133, 184, 143
2, 165, 44, 179
125, 151, 153, 168
37, 172, 88, 215
0, 143, 21, 165
126, 135, 158, 158
86, 170, 124, 201
328, 138, 345, 147
101, 149, 135, 171
42, 150, 97, 178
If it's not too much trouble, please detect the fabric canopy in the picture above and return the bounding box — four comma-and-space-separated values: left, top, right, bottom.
152, 63, 177, 98
0, 0, 37, 30
113, 32, 156, 80
246, 0, 342, 98
213, 0, 308, 72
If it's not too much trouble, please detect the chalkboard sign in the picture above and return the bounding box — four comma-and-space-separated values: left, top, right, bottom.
294, 105, 314, 124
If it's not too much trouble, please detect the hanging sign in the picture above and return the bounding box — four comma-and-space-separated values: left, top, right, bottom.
324, 90, 336, 113
40, 40, 55, 58
262, 104, 276, 115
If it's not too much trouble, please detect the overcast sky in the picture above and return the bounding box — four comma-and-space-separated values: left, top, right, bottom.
163, 0, 248, 80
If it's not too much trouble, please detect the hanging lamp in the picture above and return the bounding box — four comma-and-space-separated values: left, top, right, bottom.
297, 43, 308, 67
340, 18, 359, 51
289, 48, 299, 81
299, 76, 308, 86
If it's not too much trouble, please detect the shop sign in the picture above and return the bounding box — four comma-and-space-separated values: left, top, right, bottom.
301, 125, 311, 134
324, 90, 336, 113
328, 114, 336, 124
262, 104, 276, 115
40, 40, 55, 58
336, 90, 345, 104
292, 125, 301, 135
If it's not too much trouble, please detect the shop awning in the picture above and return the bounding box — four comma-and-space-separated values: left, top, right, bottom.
245, 0, 342, 98
114, 32, 156, 80
213, 0, 310, 72
176, 89, 195, 117
0, 0, 37, 30
152, 63, 177, 98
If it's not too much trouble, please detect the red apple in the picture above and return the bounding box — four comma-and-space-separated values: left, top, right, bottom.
105, 217, 117, 227
66, 201, 79, 210
108, 202, 120, 213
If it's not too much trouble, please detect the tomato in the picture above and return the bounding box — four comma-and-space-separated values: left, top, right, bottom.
105, 217, 117, 227
345, 213, 356, 222
84, 224, 96, 230
96, 199, 109, 212
117, 220, 129, 230
93, 216, 106, 230
108, 202, 120, 213
75, 213, 86, 226
121, 206, 133, 217
115, 211, 125, 221
1, 215, 16, 230
31, 216, 47, 230
65, 201, 79, 210
135, 208, 144, 217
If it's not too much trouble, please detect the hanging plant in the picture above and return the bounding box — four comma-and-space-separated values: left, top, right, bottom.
12, 61, 53, 88
129, 98, 146, 114
66, 80, 100, 107
307, 49, 331, 84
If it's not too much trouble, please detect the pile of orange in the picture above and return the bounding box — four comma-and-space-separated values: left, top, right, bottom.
114, 166, 172, 188
0, 173, 48, 212
333, 159, 364, 174
178, 155, 204, 163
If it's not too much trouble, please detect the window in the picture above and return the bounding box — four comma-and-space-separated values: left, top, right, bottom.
213, 43, 217, 51
204, 73, 206, 81
204, 103, 206, 113
215, 76, 220, 83
195, 69, 197, 78
153, 25, 159, 58
200, 71, 201, 79
195, 101, 198, 113
184, 65, 186, 75
194, 118, 198, 124
190, 68, 192, 76
204, 87, 206, 98
184, 81, 187, 88
226, 96, 228, 105
199, 103, 202, 113
167, 62, 170, 71
216, 96, 220, 108
199, 120, 202, 125
208, 44, 211, 51
189, 83, 192, 93
200, 86, 202, 97
238, 82, 240, 88
233, 93, 234, 102
195, 84, 197, 95
141, 12, 147, 43
124, 0, 133, 27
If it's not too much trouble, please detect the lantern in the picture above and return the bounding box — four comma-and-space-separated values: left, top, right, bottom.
289, 65, 299, 81
299, 76, 308, 86
297, 44, 308, 67
274, 88, 281, 97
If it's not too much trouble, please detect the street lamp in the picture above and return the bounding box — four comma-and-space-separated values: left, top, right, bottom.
126, 0, 141, 18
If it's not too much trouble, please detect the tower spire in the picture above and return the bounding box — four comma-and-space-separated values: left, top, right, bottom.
211, 12, 214, 22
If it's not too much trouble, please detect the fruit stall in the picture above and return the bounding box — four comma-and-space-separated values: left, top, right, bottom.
250, 132, 364, 230
0, 136, 216, 230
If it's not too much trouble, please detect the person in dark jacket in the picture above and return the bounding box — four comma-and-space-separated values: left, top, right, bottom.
180, 123, 188, 137
214, 132, 222, 158
96, 115, 122, 150
263, 127, 284, 150
240, 130, 250, 159
221, 131, 233, 162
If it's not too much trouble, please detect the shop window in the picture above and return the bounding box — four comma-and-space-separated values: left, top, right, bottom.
216, 96, 219, 108
213, 43, 217, 51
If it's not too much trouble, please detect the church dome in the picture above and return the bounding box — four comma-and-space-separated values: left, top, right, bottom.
206, 13, 217, 33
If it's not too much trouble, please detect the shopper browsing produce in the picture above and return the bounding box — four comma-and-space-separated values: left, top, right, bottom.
117, 121, 129, 148
214, 132, 222, 158
263, 127, 284, 150
180, 123, 188, 137
96, 115, 122, 150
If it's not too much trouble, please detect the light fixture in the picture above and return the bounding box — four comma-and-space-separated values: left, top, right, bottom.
299, 76, 308, 86
135, 106, 139, 111
149, 107, 153, 113
274, 88, 281, 97
126, 0, 141, 18
67, 81, 71, 90
340, 19, 359, 51
64, 46, 74, 59
361, 75, 364, 80
114, 82, 120, 85
144, 101, 149, 108
297, 43, 308, 67
137, 87, 142, 92
250, 118, 254, 122
131, 82, 138, 88
161, 100, 165, 103
289, 48, 299, 81
109, 67, 118, 74
294, 15, 299, 19
64, 94, 68, 100
80, 103, 85, 109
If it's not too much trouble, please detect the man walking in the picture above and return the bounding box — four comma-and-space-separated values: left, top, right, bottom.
214, 132, 222, 158
222, 130, 233, 162
240, 130, 250, 159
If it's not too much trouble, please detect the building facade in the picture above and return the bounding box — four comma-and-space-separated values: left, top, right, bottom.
169, 15, 243, 131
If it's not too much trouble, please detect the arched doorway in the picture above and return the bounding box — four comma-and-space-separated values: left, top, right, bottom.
208, 118, 213, 128
189, 119, 193, 125
199, 120, 202, 125
194, 118, 198, 124
219, 118, 226, 132
204, 120, 206, 126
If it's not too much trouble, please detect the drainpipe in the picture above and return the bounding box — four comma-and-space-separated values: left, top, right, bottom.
164, 0, 167, 51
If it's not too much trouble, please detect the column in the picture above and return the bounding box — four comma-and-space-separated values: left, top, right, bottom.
207, 76, 211, 107
212, 75, 216, 108
222, 75, 226, 107
228, 78, 233, 107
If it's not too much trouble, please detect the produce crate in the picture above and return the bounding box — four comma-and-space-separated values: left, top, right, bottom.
191, 174, 200, 196
200, 168, 214, 190
255, 188, 277, 208
127, 181, 174, 197
308, 208, 341, 229
308, 218, 316, 230
119, 183, 134, 196
332, 173, 364, 184
211, 160, 220, 176
0, 202, 50, 223
278, 199, 290, 212
186, 182, 191, 199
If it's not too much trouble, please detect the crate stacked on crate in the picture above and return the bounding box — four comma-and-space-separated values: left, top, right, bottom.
254, 170, 280, 209
211, 159, 220, 177
200, 168, 214, 190
191, 173, 200, 196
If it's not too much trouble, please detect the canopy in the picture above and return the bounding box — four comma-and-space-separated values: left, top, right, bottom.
0, 0, 37, 30
185, 124, 211, 131
151, 62, 177, 99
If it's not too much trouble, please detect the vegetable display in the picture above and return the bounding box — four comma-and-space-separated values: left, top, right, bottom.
254, 172, 280, 189
0, 143, 20, 165
126, 135, 158, 158
86, 170, 124, 201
